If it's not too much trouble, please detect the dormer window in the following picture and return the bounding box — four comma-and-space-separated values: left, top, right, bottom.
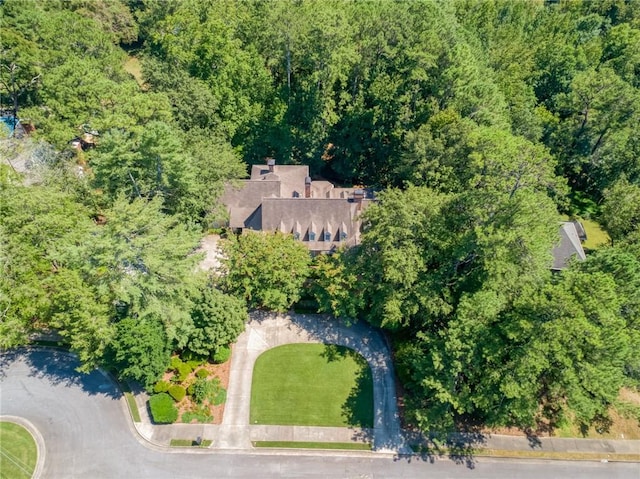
340, 231, 347, 241
324, 231, 331, 241
309, 231, 316, 241
293, 231, 300, 240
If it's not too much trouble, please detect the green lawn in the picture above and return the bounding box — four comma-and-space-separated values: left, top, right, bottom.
580, 218, 611, 251
0, 422, 37, 479
250, 343, 373, 427
560, 216, 611, 251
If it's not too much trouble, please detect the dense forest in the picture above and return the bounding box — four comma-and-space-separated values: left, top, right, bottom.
1, 0, 639, 435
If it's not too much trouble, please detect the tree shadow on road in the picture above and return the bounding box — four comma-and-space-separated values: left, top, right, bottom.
0, 348, 121, 399
397, 430, 486, 469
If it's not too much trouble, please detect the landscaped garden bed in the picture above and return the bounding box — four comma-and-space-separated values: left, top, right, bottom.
148, 347, 232, 424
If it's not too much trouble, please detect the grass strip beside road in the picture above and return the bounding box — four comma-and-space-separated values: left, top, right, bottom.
410, 445, 640, 462
170, 439, 213, 447
254, 441, 371, 451
124, 392, 141, 422
0, 422, 37, 479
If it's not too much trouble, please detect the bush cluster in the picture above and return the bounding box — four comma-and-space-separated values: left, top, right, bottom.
213, 346, 231, 364
195, 368, 209, 379
149, 393, 178, 424
153, 380, 170, 393
168, 384, 186, 402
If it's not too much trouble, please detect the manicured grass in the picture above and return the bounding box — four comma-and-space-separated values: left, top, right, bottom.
124, 392, 141, 422
254, 441, 371, 450
170, 438, 212, 447
250, 343, 373, 427
0, 422, 37, 479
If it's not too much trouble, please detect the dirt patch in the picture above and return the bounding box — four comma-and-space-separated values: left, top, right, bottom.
163, 346, 233, 425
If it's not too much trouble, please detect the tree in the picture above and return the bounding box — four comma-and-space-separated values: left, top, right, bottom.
0, 171, 95, 348
186, 281, 247, 357
219, 231, 311, 312
75, 195, 203, 350
90, 122, 197, 216
600, 177, 640, 244
107, 316, 170, 389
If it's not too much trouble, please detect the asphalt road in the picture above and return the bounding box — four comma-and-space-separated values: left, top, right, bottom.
1, 349, 638, 479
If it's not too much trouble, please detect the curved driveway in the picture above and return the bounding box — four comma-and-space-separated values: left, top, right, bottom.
1, 349, 638, 478
221, 313, 405, 452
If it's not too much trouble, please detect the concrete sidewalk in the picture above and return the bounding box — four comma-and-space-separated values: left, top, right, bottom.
127, 313, 640, 460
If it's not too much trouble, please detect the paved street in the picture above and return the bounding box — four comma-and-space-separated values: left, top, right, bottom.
1, 349, 639, 478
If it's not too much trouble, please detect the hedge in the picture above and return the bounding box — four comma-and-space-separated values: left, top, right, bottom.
149, 393, 178, 424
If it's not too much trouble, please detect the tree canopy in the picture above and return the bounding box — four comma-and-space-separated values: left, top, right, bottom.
1, 0, 639, 431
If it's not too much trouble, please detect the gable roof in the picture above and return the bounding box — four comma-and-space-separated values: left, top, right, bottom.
552, 221, 587, 270
261, 197, 371, 251
221, 161, 374, 252
220, 180, 280, 229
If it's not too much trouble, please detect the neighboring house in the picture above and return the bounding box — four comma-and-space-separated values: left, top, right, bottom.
220, 159, 374, 253
552, 221, 587, 270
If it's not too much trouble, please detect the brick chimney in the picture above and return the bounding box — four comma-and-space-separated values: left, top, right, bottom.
266, 158, 275, 173
305, 176, 312, 198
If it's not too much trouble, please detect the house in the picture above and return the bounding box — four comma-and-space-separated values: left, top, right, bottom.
551, 221, 587, 270
220, 159, 374, 253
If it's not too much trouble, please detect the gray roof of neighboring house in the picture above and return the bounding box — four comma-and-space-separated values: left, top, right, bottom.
552, 222, 587, 270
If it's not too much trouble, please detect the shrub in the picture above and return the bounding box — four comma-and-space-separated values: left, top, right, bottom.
153, 380, 170, 393
182, 404, 214, 424
177, 363, 192, 381
168, 385, 186, 402
213, 346, 231, 364
170, 356, 183, 370
190, 378, 210, 404
213, 388, 227, 406
149, 393, 178, 424
187, 359, 203, 370
195, 368, 209, 379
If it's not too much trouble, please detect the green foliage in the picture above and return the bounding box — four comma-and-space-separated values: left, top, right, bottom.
168, 384, 186, 402
153, 380, 170, 393
219, 231, 311, 312
213, 346, 231, 365
149, 393, 178, 424
176, 363, 192, 382
181, 404, 213, 424
195, 368, 209, 379
189, 377, 224, 405
186, 281, 247, 357
600, 177, 640, 244
107, 316, 170, 390
170, 356, 183, 371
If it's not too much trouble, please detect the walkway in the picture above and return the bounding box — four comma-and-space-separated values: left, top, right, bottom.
135, 313, 409, 453
129, 313, 640, 461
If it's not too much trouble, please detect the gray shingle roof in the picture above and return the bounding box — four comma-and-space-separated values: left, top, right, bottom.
221, 162, 373, 252
552, 222, 587, 270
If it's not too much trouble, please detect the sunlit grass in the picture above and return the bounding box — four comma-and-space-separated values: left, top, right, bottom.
250, 344, 373, 427
0, 422, 37, 479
